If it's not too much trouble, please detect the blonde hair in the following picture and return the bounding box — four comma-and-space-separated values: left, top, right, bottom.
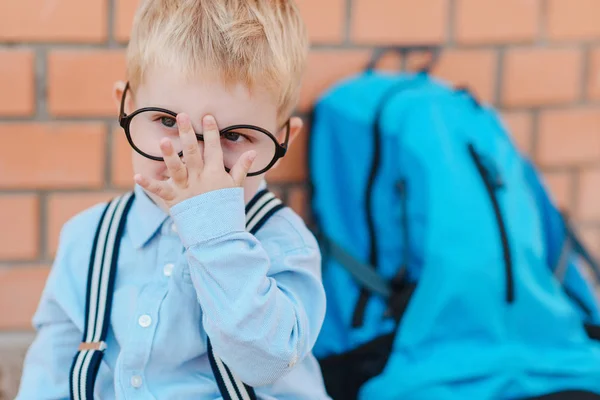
127, 0, 309, 123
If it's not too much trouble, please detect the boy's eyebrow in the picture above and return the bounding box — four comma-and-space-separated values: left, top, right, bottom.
133, 97, 273, 129
139, 106, 255, 130
135, 101, 179, 113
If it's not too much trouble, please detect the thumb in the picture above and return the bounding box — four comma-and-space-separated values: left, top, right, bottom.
230, 151, 256, 186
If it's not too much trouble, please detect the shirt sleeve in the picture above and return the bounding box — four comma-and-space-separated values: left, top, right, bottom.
170, 187, 326, 387
16, 212, 95, 400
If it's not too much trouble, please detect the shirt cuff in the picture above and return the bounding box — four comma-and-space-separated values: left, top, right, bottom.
170, 187, 246, 247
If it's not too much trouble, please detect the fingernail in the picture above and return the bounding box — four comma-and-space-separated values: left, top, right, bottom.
177, 113, 190, 128
160, 138, 171, 150
203, 115, 215, 126
246, 152, 257, 167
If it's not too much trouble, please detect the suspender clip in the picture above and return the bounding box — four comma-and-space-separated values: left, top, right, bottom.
78, 341, 107, 351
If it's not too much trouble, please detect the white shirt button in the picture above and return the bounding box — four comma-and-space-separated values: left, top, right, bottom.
138, 314, 152, 328
163, 263, 174, 277
130, 375, 142, 388
171, 224, 177, 233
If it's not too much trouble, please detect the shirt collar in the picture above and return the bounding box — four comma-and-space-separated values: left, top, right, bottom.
128, 179, 269, 249
128, 184, 170, 249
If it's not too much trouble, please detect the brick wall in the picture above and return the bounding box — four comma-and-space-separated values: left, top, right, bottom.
1, 0, 599, 397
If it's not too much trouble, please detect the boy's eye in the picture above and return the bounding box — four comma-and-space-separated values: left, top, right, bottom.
160, 116, 176, 128
223, 131, 243, 142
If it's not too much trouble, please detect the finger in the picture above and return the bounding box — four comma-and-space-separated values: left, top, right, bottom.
134, 174, 176, 201
160, 138, 188, 187
230, 150, 256, 186
177, 113, 203, 171
202, 115, 224, 170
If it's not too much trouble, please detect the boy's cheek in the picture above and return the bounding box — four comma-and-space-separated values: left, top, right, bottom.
131, 152, 168, 181
242, 175, 265, 203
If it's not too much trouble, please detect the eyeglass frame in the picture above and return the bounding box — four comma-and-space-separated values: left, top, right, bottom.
118, 82, 290, 177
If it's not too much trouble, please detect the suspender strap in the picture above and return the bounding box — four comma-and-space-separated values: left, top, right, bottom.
69, 192, 135, 400
207, 189, 284, 400
71, 189, 284, 400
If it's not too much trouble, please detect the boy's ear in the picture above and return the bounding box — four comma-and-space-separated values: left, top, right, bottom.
269, 116, 304, 172
112, 80, 130, 114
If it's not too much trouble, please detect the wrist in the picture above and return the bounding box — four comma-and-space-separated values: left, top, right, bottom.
170, 187, 245, 247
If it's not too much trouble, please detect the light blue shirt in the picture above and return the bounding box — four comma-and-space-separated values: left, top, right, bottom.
17, 184, 331, 399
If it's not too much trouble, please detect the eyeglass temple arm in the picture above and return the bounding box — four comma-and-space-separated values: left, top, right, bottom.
281, 120, 291, 149
119, 82, 130, 120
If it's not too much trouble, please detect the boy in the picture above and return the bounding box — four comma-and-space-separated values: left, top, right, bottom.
16, 0, 330, 398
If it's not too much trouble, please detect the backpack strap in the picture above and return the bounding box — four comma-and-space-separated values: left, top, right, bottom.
317, 233, 391, 299
69, 192, 135, 400
555, 215, 600, 284
207, 188, 284, 400
554, 214, 600, 341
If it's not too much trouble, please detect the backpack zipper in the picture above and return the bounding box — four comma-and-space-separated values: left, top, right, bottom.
384, 178, 416, 320
352, 78, 430, 327
398, 179, 410, 275
468, 144, 515, 304
384, 180, 411, 319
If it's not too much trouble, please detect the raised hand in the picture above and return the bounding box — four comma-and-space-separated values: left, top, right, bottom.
134, 113, 256, 209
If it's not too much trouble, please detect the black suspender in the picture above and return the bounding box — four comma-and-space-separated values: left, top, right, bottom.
208, 189, 284, 400
69, 189, 284, 400
69, 192, 135, 400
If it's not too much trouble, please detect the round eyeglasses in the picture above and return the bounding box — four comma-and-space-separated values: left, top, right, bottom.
118, 82, 289, 176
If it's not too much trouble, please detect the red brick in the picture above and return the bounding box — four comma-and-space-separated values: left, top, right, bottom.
542, 171, 573, 210
0, 123, 106, 189
578, 228, 600, 258
406, 49, 496, 103
47, 192, 123, 256
115, 0, 347, 43
430, 49, 498, 104
299, 50, 370, 111
404, 50, 437, 73
48, 50, 126, 116
112, 127, 135, 188
0, 196, 39, 260
547, 0, 600, 41
0, 50, 35, 116
288, 187, 308, 221
502, 49, 582, 107
455, 0, 540, 44
296, 0, 346, 43
589, 47, 600, 100
537, 108, 600, 167
577, 167, 600, 222
372, 52, 404, 72
299, 49, 404, 113
266, 125, 307, 183
115, 0, 140, 42
351, 0, 448, 44
0, 0, 107, 43
0, 265, 50, 330
501, 111, 534, 156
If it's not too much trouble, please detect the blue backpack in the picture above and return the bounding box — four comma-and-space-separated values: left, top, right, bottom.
308, 49, 600, 400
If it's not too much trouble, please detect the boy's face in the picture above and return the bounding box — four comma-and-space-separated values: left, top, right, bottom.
113, 66, 302, 212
